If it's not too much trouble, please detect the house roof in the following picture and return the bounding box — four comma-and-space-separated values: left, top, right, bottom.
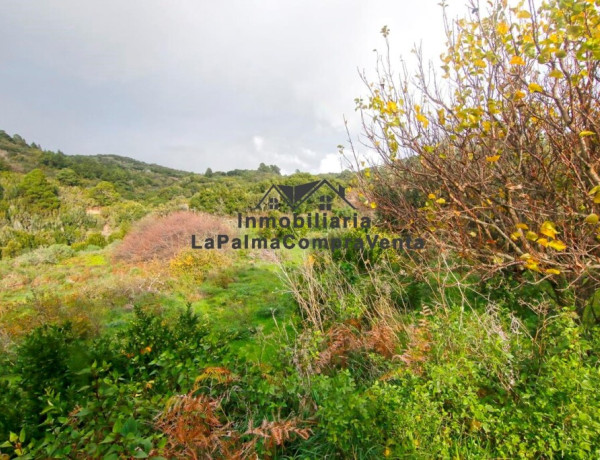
255, 179, 355, 210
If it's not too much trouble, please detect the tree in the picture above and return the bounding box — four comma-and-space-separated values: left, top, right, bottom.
88, 181, 120, 206
355, 0, 600, 309
56, 168, 81, 186
205, 167, 214, 178
40, 151, 69, 169
18, 169, 60, 211
257, 163, 271, 173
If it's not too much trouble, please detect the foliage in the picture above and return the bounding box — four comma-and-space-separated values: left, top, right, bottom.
85, 232, 108, 248
169, 249, 232, 283
356, 0, 600, 308
88, 181, 120, 206
55, 168, 80, 186
17, 169, 59, 212
12, 244, 75, 266
114, 211, 232, 263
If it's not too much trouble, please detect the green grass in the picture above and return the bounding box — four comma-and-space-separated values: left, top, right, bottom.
168, 262, 297, 362
0, 238, 301, 366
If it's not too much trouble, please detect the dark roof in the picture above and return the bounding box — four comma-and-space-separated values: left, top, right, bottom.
255, 179, 355, 210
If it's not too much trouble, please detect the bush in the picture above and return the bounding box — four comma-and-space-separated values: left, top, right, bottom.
169, 248, 232, 282
13, 244, 74, 266
113, 211, 232, 262
356, 0, 600, 308
55, 168, 80, 186
85, 232, 107, 248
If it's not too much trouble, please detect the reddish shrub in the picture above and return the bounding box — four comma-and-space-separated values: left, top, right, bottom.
113, 211, 233, 263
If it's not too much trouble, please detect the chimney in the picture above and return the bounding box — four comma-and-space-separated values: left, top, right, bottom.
338, 185, 345, 198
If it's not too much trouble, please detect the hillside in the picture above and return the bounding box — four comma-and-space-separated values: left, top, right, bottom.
0, 130, 355, 259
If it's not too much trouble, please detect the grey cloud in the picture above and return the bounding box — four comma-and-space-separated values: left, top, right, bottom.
0, 0, 466, 174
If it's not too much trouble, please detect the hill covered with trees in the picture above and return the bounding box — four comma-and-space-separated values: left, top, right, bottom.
0, 130, 352, 259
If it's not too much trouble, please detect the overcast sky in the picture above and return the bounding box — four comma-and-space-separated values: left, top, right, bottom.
0, 1, 466, 174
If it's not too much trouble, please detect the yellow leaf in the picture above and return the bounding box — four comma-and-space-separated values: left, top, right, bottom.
589, 185, 600, 196
517, 10, 532, 19
497, 22, 510, 34
474, 59, 487, 68
386, 101, 398, 114
510, 55, 526, 66
545, 268, 561, 275
594, 192, 600, 204
524, 260, 541, 272
536, 238, 549, 247
579, 130, 596, 137
520, 253, 532, 260
437, 109, 446, 125
416, 113, 429, 128
540, 221, 558, 239
428, 193, 436, 199
486, 155, 501, 162
514, 90, 526, 100
370, 202, 377, 209
549, 33, 560, 44
516, 223, 529, 230
510, 231, 521, 241
585, 213, 599, 224
528, 83, 543, 93
526, 231, 538, 241
436, 198, 446, 204
469, 231, 477, 237
548, 240, 567, 251
549, 69, 563, 78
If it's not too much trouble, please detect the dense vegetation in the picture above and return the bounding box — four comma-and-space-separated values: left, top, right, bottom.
0, 131, 351, 259
2, 0, 600, 458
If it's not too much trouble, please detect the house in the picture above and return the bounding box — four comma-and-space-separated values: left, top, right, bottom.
255, 179, 355, 211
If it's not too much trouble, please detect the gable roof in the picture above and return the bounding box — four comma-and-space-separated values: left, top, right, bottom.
293, 179, 355, 209
255, 179, 355, 210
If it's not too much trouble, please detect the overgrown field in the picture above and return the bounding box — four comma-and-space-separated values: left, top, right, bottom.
1, 218, 599, 458
3, 0, 600, 457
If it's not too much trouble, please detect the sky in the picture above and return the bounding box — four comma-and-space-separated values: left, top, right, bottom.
0, 0, 466, 175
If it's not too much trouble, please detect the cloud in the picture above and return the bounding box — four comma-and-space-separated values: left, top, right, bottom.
0, 0, 466, 174
252, 136, 265, 153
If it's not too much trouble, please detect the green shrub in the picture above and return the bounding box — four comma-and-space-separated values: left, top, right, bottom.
13, 244, 74, 266
85, 232, 107, 248
17, 169, 60, 212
